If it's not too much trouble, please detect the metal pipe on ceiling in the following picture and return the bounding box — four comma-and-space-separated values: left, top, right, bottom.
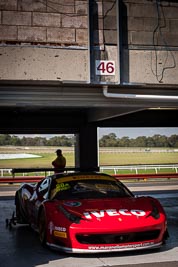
103, 85, 178, 101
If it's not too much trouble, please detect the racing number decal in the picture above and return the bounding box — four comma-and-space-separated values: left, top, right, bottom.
56, 183, 70, 192
95, 60, 115, 76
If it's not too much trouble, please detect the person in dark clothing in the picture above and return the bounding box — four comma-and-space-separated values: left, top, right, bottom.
52, 149, 66, 173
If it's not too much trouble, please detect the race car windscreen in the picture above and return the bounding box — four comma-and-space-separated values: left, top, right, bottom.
50, 175, 132, 200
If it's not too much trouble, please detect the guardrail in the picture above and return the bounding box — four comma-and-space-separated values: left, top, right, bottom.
0, 173, 178, 184
114, 173, 178, 180
0, 176, 44, 183
1, 164, 178, 177
0, 167, 100, 183
100, 164, 178, 174
0, 166, 178, 183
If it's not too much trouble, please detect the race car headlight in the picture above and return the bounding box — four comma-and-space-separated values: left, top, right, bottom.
59, 205, 82, 224
147, 203, 160, 219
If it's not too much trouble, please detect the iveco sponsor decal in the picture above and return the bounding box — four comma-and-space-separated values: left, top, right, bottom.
83, 209, 146, 219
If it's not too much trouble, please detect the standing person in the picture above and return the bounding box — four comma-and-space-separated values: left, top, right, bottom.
52, 149, 66, 173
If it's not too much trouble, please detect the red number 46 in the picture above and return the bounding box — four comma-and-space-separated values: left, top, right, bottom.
96, 60, 115, 75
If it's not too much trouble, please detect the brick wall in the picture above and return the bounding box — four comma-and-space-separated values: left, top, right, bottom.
121, 0, 178, 84
1, 0, 178, 50
1, 0, 178, 83
0, 0, 88, 47
123, 0, 178, 47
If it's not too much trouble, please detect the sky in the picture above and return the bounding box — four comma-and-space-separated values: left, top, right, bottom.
11, 127, 178, 139
98, 127, 178, 138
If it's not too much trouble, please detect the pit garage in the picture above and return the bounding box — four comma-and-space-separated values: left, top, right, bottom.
0, 81, 178, 171
1, 0, 178, 264
0, 81, 178, 267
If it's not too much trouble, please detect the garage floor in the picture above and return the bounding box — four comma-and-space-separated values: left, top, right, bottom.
0, 189, 178, 267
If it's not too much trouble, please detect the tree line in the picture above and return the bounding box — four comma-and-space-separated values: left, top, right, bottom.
0, 133, 178, 147
0, 134, 74, 147
99, 133, 178, 147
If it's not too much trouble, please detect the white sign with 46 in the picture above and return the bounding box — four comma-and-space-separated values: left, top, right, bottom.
95, 60, 115, 76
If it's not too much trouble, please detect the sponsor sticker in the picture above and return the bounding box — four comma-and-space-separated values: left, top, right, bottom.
53, 231, 67, 238
56, 182, 70, 192
64, 201, 81, 207
55, 226, 66, 232
88, 242, 155, 250
83, 209, 146, 219
56, 175, 115, 183
49, 221, 54, 235
48, 221, 67, 236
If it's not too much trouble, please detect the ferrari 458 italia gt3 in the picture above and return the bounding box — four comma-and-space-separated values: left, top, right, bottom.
14, 171, 169, 253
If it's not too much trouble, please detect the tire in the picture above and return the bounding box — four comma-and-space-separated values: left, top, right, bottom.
38, 209, 47, 247
15, 193, 27, 223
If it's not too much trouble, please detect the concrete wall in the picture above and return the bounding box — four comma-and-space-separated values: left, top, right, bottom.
90, 0, 119, 83
0, 0, 89, 81
122, 0, 178, 84
0, 0, 178, 84
0, 46, 88, 80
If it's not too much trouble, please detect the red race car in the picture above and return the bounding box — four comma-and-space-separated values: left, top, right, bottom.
14, 172, 169, 253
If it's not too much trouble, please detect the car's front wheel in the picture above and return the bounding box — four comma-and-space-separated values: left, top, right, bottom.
38, 209, 47, 247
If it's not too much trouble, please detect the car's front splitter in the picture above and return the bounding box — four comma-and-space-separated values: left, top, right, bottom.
46, 241, 163, 253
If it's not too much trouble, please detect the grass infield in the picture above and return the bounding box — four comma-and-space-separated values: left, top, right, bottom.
0, 146, 178, 175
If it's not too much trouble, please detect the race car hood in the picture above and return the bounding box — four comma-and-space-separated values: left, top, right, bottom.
59, 196, 164, 230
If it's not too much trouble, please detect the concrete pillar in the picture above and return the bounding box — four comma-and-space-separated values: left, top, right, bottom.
75, 124, 99, 171
74, 133, 80, 168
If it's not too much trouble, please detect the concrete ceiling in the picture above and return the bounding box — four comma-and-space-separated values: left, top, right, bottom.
0, 80, 178, 133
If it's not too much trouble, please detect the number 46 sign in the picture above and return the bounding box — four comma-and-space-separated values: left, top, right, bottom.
95, 60, 115, 76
